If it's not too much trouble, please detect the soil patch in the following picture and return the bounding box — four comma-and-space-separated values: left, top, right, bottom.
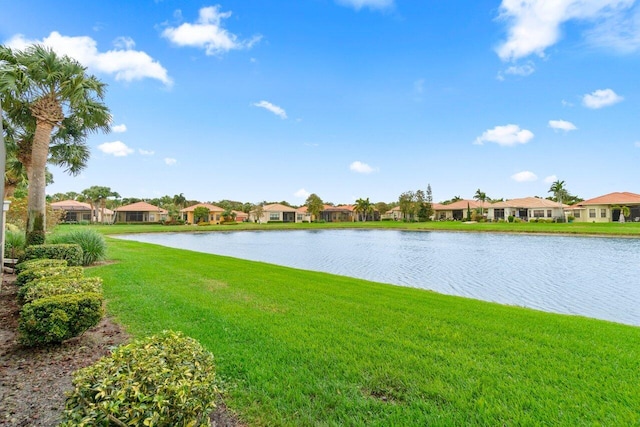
0, 274, 241, 426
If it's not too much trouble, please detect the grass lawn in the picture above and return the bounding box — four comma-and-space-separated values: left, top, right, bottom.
86, 236, 640, 426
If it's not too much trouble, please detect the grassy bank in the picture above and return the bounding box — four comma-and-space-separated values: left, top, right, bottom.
87, 237, 640, 426
58, 220, 640, 237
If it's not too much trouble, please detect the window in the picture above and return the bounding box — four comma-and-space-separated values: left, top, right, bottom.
574, 210, 581, 218
216, 214, 220, 220
297, 214, 304, 221
494, 209, 505, 219
533, 210, 544, 218
589, 209, 596, 218
269, 213, 280, 221
149, 214, 155, 222
601, 209, 607, 218
126, 212, 144, 222
547, 210, 552, 218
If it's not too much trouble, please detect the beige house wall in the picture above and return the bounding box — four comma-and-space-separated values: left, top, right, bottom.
570, 204, 611, 223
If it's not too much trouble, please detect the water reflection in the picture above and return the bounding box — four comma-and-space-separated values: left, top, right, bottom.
115, 230, 640, 326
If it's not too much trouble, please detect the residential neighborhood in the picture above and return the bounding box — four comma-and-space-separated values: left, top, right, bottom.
47, 190, 640, 225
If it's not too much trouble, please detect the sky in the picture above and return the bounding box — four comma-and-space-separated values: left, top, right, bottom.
1, 0, 639, 205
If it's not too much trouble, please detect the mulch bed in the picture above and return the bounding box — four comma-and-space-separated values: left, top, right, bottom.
0, 273, 241, 426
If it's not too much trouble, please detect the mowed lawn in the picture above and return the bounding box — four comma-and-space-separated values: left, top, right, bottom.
87, 237, 640, 426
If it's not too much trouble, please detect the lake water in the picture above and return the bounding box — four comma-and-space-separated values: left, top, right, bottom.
115, 230, 640, 326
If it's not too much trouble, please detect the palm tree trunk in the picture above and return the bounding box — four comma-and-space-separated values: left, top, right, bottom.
26, 121, 53, 245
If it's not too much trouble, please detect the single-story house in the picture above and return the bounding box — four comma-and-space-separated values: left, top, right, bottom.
250, 203, 309, 223
433, 200, 492, 221
115, 201, 168, 223
180, 203, 225, 224
232, 210, 249, 222
487, 197, 568, 221
51, 200, 92, 223
321, 205, 356, 222
51, 199, 114, 223
382, 206, 402, 220
568, 192, 640, 223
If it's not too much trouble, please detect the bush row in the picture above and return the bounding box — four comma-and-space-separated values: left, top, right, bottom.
60, 330, 218, 426
15, 246, 104, 346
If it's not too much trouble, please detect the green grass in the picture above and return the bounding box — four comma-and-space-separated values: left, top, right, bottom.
87, 237, 640, 426
55, 219, 640, 238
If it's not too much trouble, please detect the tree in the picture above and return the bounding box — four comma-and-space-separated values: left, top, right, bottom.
173, 193, 187, 209
354, 197, 373, 222
1, 45, 110, 245
221, 208, 236, 222
398, 191, 415, 221
250, 203, 264, 223
548, 180, 568, 205
474, 189, 488, 215
193, 206, 210, 224
305, 193, 324, 222
425, 184, 434, 220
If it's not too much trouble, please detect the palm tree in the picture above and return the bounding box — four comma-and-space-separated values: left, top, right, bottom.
612, 205, 630, 222
474, 189, 488, 215
1, 45, 110, 245
548, 180, 567, 205
354, 197, 373, 222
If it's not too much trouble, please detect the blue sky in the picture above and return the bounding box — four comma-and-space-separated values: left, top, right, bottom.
2, 0, 639, 205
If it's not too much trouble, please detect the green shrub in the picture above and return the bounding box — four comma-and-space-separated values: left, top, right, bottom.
15, 258, 68, 275
507, 215, 515, 223
19, 277, 103, 304
18, 292, 103, 346
4, 229, 26, 260
22, 244, 83, 266
60, 330, 218, 427
15, 266, 84, 287
48, 230, 106, 266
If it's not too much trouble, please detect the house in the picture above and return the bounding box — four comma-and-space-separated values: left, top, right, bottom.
487, 197, 567, 222
51, 199, 114, 223
51, 200, 93, 223
321, 205, 356, 222
568, 192, 640, 223
180, 203, 225, 224
382, 206, 402, 220
432, 200, 491, 221
232, 210, 249, 222
115, 201, 168, 223
250, 203, 309, 223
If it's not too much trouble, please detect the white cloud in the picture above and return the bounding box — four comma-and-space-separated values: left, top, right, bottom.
585, 5, 640, 53
294, 188, 311, 199
162, 6, 261, 55
350, 161, 377, 174
139, 149, 155, 156
549, 119, 577, 131
634, 141, 640, 147
98, 141, 134, 157
335, 0, 394, 10
544, 175, 558, 184
5, 31, 172, 85
112, 124, 127, 133
511, 171, 538, 182
253, 100, 287, 119
561, 99, 574, 107
496, 0, 635, 61
165, 158, 177, 165
474, 124, 534, 146
582, 88, 624, 109
506, 62, 535, 76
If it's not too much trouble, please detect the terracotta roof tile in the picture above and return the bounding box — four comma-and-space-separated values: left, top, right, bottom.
575, 192, 640, 206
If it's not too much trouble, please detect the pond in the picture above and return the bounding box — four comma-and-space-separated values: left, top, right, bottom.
115, 230, 640, 326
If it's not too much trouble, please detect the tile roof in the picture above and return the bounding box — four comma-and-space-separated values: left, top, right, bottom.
263, 203, 299, 212
490, 197, 568, 209
434, 199, 491, 210
180, 203, 225, 213
575, 192, 640, 206
116, 201, 168, 214
50, 200, 91, 211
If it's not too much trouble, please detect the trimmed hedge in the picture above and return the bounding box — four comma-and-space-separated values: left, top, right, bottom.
19, 277, 103, 304
60, 330, 218, 426
22, 244, 83, 266
15, 266, 84, 287
15, 258, 68, 275
18, 292, 104, 346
